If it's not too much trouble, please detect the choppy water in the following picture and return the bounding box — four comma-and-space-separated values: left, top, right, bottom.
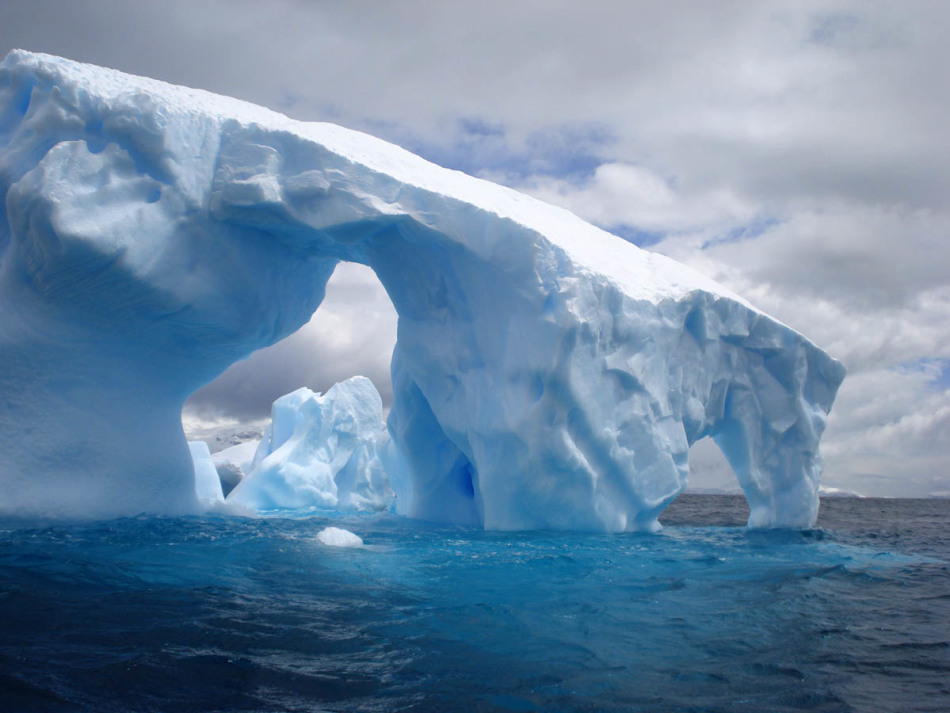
1, 495, 947, 712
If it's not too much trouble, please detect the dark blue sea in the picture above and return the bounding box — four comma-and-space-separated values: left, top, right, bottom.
1, 495, 947, 712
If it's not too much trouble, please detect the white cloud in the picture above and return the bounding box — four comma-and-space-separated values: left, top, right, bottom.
183, 262, 397, 421
820, 367, 950, 497
521, 163, 755, 234
694, 205, 950, 309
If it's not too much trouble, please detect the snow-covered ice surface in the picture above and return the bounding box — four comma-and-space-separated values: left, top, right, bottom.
0, 51, 845, 528
315, 526, 364, 548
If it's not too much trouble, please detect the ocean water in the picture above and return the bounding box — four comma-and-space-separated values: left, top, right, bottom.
1, 495, 947, 712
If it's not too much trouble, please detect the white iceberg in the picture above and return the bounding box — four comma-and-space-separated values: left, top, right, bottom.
227, 377, 394, 513
0, 52, 845, 528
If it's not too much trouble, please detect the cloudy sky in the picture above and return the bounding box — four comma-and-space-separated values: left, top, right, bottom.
2, 0, 948, 496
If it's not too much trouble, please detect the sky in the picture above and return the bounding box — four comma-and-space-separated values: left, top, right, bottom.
1, 0, 948, 497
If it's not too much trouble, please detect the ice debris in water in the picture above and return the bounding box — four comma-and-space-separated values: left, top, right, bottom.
0, 51, 845, 529
316, 527, 364, 548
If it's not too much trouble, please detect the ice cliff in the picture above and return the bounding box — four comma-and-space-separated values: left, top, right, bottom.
0, 51, 846, 528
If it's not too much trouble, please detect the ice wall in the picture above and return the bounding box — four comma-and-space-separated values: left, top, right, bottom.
0, 51, 846, 527
188, 441, 225, 508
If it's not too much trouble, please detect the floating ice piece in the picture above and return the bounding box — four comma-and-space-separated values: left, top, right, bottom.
316, 526, 363, 548
0, 52, 845, 528
227, 378, 395, 513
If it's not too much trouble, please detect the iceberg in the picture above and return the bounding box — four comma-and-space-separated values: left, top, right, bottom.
0, 51, 845, 528
227, 377, 395, 513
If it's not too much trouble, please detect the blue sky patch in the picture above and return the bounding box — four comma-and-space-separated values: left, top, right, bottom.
701, 216, 781, 250
808, 13, 860, 46
608, 224, 667, 248
898, 358, 950, 391
931, 359, 950, 390
393, 120, 615, 184
457, 117, 506, 138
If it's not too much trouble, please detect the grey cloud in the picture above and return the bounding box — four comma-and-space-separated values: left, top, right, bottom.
700, 205, 950, 310
184, 263, 397, 422
5, 2, 949, 214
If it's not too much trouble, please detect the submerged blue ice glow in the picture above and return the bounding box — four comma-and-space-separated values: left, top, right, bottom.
1, 496, 948, 712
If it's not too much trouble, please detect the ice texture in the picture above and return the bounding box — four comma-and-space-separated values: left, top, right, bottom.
188, 441, 225, 507
227, 377, 395, 512
0, 52, 846, 528
316, 527, 364, 548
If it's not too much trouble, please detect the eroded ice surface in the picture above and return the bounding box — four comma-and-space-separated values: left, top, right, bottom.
0, 51, 845, 528
188, 441, 225, 507
227, 377, 394, 513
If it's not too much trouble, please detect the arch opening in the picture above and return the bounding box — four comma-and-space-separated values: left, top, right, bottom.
686, 436, 741, 496
656, 436, 751, 527
182, 261, 398, 442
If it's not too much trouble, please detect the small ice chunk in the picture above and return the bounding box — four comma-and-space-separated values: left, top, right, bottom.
316, 526, 363, 548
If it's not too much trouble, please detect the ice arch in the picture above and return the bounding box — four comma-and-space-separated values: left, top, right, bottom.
0, 52, 845, 528
183, 261, 398, 423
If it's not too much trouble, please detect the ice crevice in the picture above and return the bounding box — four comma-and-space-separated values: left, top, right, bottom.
0, 51, 846, 529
